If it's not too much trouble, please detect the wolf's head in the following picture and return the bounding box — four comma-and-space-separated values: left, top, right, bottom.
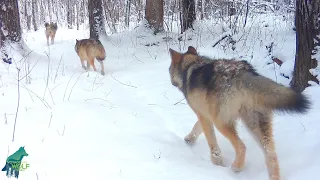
44, 22, 49, 29
50, 22, 58, 30
168, 46, 199, 91
18, 146, 29, 157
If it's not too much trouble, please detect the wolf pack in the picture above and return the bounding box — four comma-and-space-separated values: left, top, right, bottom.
44, 22, 311, 180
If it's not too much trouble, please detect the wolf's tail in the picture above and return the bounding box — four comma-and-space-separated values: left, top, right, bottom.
95, 43, 106, 61
242, 73, 311, 114
2, 163, 7, 171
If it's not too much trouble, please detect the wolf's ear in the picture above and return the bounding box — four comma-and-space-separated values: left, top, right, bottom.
76, 39, 78, 43
187, 46, 198, 55
169, 48, 182, 64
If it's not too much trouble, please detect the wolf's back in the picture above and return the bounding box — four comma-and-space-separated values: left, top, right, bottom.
240, 73, 311, 114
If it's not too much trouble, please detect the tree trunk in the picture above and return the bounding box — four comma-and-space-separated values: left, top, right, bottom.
198, 0, 204, 20
48, 0, 52, 22
88, 0, 106, 39
25, 0, 32, 30
40, 0, 45, 25
125, 0, 131, 27
290, 0, 320, 92
0, 0, 22, 43
145, 0, 164, 34
181, 0, 196, 33
31, 0, 38, 31
32, 0, 38, 31
67, 0, 72, 28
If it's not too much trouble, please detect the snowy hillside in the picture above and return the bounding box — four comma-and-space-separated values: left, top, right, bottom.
0, 14, 319, 180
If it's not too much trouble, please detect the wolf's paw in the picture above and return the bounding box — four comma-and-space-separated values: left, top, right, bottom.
231, 162, 244, 173
101, 71, 105, 76
211, 153, 224, 166
269, 175, 280, 180
184, 133, 197, 145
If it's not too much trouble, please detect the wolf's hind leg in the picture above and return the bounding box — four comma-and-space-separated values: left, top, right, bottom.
98, 60, 105, 75
213, 120, 246, 172
184, 120, 202, 145
242, 110, 280, 180
80, 59, 86, 70
88, 58, 97, 72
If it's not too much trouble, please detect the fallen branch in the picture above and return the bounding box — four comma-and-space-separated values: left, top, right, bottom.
174, 98, 186, 105
12, 68, 21, 142
212, 33, 231, 48
110, 74, 137, 88
272, 56, 283, 66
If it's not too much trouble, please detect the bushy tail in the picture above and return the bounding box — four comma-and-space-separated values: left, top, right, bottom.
2, 163, 7, 171
243, 73, 311, 114
95, 43, 106, 61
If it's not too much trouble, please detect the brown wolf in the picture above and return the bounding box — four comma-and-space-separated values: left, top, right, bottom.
74, 38, 106, 75
168, 46, 311, 180
45, 22, 58, 46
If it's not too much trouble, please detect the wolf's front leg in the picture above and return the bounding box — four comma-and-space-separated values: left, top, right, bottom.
184, 120, 202, 145
196, 113, 223, 166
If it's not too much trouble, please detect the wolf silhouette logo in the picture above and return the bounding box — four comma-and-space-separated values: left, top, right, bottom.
2, 146, 29, 179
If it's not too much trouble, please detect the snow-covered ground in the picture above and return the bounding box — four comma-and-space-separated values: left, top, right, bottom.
0, 14, 320, 180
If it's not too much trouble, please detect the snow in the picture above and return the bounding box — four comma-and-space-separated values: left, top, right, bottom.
0, 14, 320, 180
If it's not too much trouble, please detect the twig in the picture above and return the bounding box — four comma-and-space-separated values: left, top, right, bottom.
12, 68, 21, 142
48, 112, 53, 128
300, 121, 306, 132
110, 74, 137, 88
36, 173, 39, 180
19, 57, 40, 82
63, 72, 76, 101
212, 34, 230, 48
7, 145, 9, 157
132, 53, 144, 63
68, 72, 85, 101
4, 113, 7, 124
162, 92, 169, 100
43, 51, 51, 99
174, 98, 186, 105
54, 54, 64, 84
57, 125, 66, 136
19, 83, 51, 109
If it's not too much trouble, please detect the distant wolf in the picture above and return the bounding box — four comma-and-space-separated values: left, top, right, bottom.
2, 146, 29, 179
168, 46, 311, 180
74, 38, 106, 75
45, 22, 58, 46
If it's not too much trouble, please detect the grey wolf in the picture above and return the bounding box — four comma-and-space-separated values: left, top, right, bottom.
168, 46, 311, 180
2, 146, 29, 179
45, 22, 58, 45
74, 38, 106, 75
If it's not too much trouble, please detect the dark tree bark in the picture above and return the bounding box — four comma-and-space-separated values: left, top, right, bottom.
181, 0, 196, 33
125, 0, 132, 27
67, 0, 73, 28
32, 0, 38, 31
39, 0, 45, 25
88, 0, 106, 39
290, 0, 320, 92
145, 0, 164, 34
25, 0, 32, 30
0, 0, 22, 43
